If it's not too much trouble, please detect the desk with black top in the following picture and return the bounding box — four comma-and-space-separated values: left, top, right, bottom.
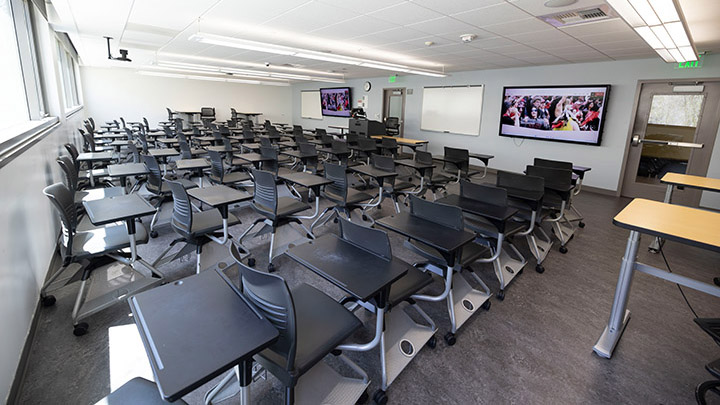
148, 148, 180, 174
280, 149, 316, 172
371, 135, 429, 156
80, 194, 163, 324
236, 112, 262, 124
156, 137, 180, 147
77, 151, 115, 187
175, 158, 209, 186
394, 159, 434, 195
649, 172, 720, 253
328, 125, 348, 134
233, 152, 274, 169
186, 185, 253, 272
349, 164, 398, 212
593, 199, 720, 359
206, 145, 239, 154
108, 162, 149, 189
277, 172, 332, 225
468, 153, 494, 178
129, 269, 278, 404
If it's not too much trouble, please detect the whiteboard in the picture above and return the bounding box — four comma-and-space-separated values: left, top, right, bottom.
301, 90, 322, 119
421, 85, 484, 136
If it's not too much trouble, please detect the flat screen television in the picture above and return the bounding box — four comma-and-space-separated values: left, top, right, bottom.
499, 85, 611, 146
320, 87, 352, 117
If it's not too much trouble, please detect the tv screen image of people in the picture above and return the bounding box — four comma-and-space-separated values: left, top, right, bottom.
499, 85, 611, 146
320, 87, 352, 117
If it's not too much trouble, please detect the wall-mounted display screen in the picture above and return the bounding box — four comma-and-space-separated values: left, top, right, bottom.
320, 87, 352, 117
499, 85, 611, 146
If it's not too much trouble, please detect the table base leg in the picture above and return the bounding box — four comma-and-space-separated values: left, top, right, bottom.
593, 310, 631, 359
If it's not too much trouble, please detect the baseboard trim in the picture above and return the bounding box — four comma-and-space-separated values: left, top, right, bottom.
7, 244, 63, 404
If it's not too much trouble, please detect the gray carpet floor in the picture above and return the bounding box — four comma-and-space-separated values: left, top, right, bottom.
15, 175, 720, 404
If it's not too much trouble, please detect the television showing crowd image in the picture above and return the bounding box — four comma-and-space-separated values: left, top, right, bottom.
320, 87, 352, 117
498, 85, 611, 146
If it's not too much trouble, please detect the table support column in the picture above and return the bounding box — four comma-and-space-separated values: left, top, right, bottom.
649, 184, 673, 252
593, 230, 640, 358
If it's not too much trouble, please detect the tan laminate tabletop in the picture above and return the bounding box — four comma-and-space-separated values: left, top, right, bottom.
613, 198, 720, 252
370, 135, 429, 145
661, 173, 720, 192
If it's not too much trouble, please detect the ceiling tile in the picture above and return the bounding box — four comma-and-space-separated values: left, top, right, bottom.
312, 16, 398, 38
468, 36, 519, 49
322, 0, 407, 15
452, 3, 532, 27
204, 0, 311, 29
405, 16, 478, 35
482, 18, 553, 36
368, 2, 444, 25
263, 2, 357, 33
128, 0, 218, 31
558, 18, 631, 38
353, 27, 430, 46
409, 0, 505, 15
70, 0, 134, 38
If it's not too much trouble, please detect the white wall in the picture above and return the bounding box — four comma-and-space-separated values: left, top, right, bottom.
292, 55, 720, 194
80, 67, 293, 126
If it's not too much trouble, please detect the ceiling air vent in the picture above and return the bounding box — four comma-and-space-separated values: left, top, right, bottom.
539, 4, 617, 27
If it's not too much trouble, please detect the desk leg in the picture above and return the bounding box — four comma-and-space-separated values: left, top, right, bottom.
89, 168, 96, 187
649, 185, 673, 253
593, 230, 639, 359
239, 360, 252, 405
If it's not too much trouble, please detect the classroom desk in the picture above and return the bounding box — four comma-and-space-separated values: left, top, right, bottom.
156, 137, 180, 147
236, 112, 262, 124
175, 110, 202, 124
468, 153, 495, 178
394, 159, 434, 195
233, 152, 273, 169
175, 158, 210, 186
129, 269, 278, 404
647, 173, 720, 253
280, 150, 318, 172
206, 145, 239, 154
593, 199, 720, 359
77, 151, 115, 187
108, 162, 149, 189
328, 125, 348, 134
148, 148, 179, 159
349, 164, 398, 212
277, 172, 332, 226
371, 135, 429, 155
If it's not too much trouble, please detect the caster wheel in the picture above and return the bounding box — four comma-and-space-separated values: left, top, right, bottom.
444, 332, 456, 346
559, 246, 568, 254
247, 258, 256, 267
362, 215, 369, 221
150, 230, 158, 238
41, 295, 56, 307
426, 335, 437, 349
137, 218, 143, 223
536, 264, 545, 274
496, 291, 505, 301
714, 277, 720, 287
482, 300, 491, 311
267, 263, 275, 273
356, 389, 369, 405
579, 221, 585, 228
517, 268, 523, 276
333, 218, 338, 223
373, 390, 388, 405
73, 322, 89, 336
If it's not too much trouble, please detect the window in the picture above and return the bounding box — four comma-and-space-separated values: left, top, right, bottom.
57, 41, 81, 111
0, 0, 30, 131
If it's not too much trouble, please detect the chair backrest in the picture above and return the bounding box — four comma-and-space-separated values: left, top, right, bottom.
315, 128, 327, 138
137, 131, 149, 154
415, 150, 432, 165
294, 133, 307, 143
232, 252, 297, 371
533, 157, 573, 171
252, 169, 278, 215
260, 146, 279, 174
526, 165, 572, 191
208, 150, 224, 180
43, 183, 78, 260
323, 162, 348, 200
127, 142, 140, 163
268, 126, 280, 138
120, 117, 127, 129
143, 117, 150, 131
64, 143, 80, 170
174, 118, 184, 130
176, 132, 188, 144
385, 117, 399, 128
212, 130, 223, 143
444, 147, 469, 174
163, 126, 174, 138
409, 194, 463, 230
166, 180, 193, 235
83, 121, 94, 135
346, 133, 358, 146
371, 153, 395, 172
460, 180, 507, 206
230, 108, 238, 119
338, 217, 391, 260
57, 155, 79, 192
357, 137, 376, 151
178, 140, 192, 160
124, 127, 135, 142
192, 126, 201, 136
259, 136, 273, 148
243, 127, 255, 140
142, 155, 163, 195
88, 117, 96, 130
331, 139, 348, 154
81, 130, 97, 152
166, 107, 174, 121
496, 170, 544, 194
297, 142, 317, 156
201, 107, 215, 118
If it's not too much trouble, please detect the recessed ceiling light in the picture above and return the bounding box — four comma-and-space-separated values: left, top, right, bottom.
544, 0, 578, 7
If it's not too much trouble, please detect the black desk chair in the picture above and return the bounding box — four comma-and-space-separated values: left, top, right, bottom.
354, 137, 378, 164
459, 181, 528, 300
385, 116, 400, 136
153, 180, 241, 274
379, 137, 399, 158
369, 153, 414, 213
208, 150, 251, 189
311, 162, 373, 233
94, 377, 184, 405
534, 157, 585, 228
695, 318, 720, 404
312, 129, 333, 148
42, 183, 150, 335
416, 151, 450, 200
230, 250, 368, 405
62, 144, 113, 189
297, 142, 320, 174
526, 164, 575, 253
142, 155, 197, 238
496, 170, 553, 273
238, 169, 312, 272
57, 155, 124, 205
319, 139, 353, 166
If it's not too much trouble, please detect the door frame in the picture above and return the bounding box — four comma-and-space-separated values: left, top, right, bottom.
617, 78, 720, 198
382, 87, 406, 138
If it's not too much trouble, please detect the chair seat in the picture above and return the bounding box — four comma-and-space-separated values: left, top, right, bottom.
72, 223, 149, 258
391, 180, 415, 191
79, 168, 110, 179
463, 212, 527, 239
190, 210, 240, 236
404, 238, 489, 268
259, 283, 362, 377
253, 196, 309, 220
383, 267, 433, 308
74, 186, 125, 203
211, 171, 251, 185
95, 377, 184, 405
158, 178, 197, 194
430, 172, 452, 184
322, 188, 374, 207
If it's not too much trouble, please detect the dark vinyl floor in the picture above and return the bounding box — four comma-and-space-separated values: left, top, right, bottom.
16, 175, 720, 405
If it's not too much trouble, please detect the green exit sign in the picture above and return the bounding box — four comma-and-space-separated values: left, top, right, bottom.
676, 54, 703, 69
388, 75, 397, 83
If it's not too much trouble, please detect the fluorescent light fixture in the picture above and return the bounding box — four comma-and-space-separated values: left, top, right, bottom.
188, 32, 447, 77
154, 60, 344, 83
609, 0, 697, 63
137, 70, 290, 86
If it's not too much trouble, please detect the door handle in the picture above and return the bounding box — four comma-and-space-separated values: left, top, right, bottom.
632, 135, 703, 148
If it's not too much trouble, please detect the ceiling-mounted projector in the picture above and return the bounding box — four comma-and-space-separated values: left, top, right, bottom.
104, 36, 131, 62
